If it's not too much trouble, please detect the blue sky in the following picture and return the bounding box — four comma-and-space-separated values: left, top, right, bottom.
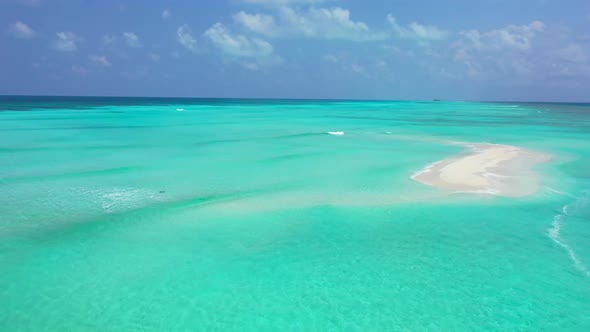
2, 0, 589, 101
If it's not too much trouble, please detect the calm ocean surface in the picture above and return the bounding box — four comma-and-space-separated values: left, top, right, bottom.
1, 96, 590, 331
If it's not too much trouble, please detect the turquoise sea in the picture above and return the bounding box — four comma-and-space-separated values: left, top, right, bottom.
1, 96, 590, 331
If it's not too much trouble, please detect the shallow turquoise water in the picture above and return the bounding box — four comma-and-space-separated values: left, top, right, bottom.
1, 97, 590, 331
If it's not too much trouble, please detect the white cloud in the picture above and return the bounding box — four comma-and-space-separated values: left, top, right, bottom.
103, 33, 143, 48
241, 61, 259, 70
375, 59, 387, 68
148, 53, 161, 62
18, 0, 41, 7
236, 7, 387, 41
123, 32, 141, 48
556, 44, 588, 63
102, 33, 142, 56
177, 25, 198, 52
453, 21, 546, 78
8, 21, 35, 39
162, 9, 171, 19
71, 65, 88, 75
322, 54, 339, 63
102, 34, 117, 45
350, 63, 364, 73
241, 0, 331, 5
549, 43, 590, 78
294, 7, 386, 40
387, 15, 448, 41
52, 32, 78, 52
321, 54, 370, 75
204, 23, 274, 57
233, 11, 278, 37
89, 55, 111, 67
459, 21, 544, 51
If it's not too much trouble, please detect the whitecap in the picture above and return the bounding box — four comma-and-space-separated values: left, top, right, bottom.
327, 131, 344, 136
547, 196, 590, 277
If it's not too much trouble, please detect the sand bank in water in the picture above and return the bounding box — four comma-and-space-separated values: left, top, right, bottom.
412, 143, 550, 197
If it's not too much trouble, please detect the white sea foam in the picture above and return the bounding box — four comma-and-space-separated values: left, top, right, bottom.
176, 108, 184, 112
547, 195, 590, 277
411, 160, 443, 179
545, 187, 574, 198
98, 187, 162, 213
454, 188, 500, 195
327, 131, 344, 136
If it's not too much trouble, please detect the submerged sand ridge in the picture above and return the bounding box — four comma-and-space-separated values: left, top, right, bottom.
412, 143, 551, 197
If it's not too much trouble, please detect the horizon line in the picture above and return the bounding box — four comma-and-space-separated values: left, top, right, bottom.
1, 94, 589, 104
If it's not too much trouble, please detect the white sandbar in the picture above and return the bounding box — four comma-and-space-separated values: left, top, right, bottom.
412, 143, 550, 197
